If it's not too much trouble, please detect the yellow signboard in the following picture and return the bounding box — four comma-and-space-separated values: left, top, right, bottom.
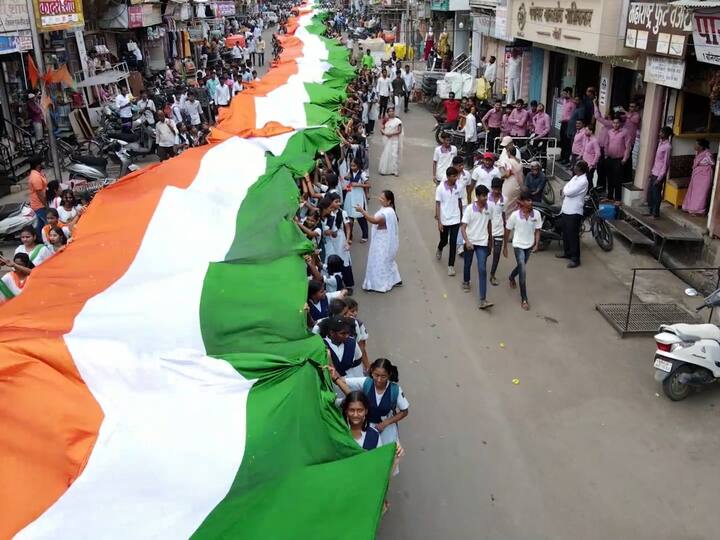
33, 0, 84, 32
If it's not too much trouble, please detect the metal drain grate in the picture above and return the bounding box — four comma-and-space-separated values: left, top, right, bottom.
596, 303, 699, 336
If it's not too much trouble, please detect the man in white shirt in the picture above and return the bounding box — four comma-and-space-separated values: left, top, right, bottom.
183, 91, 204, 126
484, 56, 497, 91
472, 152, 500, 191
155, 111, 178, 161
136, 90, 156, 126
462, 106, 477, 145
215, 75, 231, 107
375, 68, 392, 118
232, 44, 243, 60
558, 159, 589, 268
506, 50, 522, 104
432, 133, 458, 184
504, 192, 542, 310
401, 64, 415, 113
461, 184, 494, 308
115, 86, 133, 129
435, 166, 464, 276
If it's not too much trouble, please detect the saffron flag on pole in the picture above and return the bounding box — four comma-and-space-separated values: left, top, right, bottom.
0, 6, 395, 540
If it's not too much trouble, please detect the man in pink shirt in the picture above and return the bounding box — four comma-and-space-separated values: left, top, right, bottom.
604, 117, 631, 201
531, 103, 551, 167
508, 99, 531, 137
559, 87, 575, 163
647, 126, 673, 217
570, 119, 586, 166
581, 126, 601, 185
482, 100, 503, 152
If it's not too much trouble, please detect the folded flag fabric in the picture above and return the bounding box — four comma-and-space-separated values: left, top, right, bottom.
0, 5, 394, 540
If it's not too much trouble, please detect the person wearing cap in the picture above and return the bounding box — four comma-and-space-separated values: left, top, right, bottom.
26, 93, 44, 142
497, 136, 523, 212
432, 132, 458, 184
524, 162, 546, 203
471, 151, 499, 193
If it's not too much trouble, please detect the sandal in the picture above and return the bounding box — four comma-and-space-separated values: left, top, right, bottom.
521, 301, 530, 311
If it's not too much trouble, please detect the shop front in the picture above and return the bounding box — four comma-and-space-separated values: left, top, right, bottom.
511, 0, 637, 124
470, 0, 513, 82
0, 0, 34, 138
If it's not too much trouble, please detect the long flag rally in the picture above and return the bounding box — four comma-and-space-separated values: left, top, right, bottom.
0, 4, 395, 539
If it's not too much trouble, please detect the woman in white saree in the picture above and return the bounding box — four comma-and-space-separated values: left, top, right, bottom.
355, 190, 402, 293
378, 108, 403, 176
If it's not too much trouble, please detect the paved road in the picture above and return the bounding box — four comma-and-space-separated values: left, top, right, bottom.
347, 106, 720, 540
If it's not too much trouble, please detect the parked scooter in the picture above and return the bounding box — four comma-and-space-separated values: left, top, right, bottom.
653, 288, 720, 400
66, 141, 139, 197
0, 202, 37, 240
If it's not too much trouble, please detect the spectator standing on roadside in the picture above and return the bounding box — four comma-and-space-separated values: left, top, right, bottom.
26, 93, 44, 141
183, 91, 204, 127
156, 111, 178, 161
28, 157, 48, 238
401, 65, 415, 113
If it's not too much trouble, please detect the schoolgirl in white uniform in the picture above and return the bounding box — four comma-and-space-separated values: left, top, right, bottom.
0, 252, 33, 303
14, 226, 51, 267
335, 358, 409, 445
323, 193, 355, 291
343, 158, 370, 242
323, 316, 364, 378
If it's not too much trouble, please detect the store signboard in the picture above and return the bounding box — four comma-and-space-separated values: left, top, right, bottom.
0, 36, 19, 55
625, 2, 692, 58
431, 0, 449, 11
128, 6, 144, 29
693, 9, 720, 66
644, 55, 686, 89
0, 0, 31, 32
494, 6, 510, 41
33, 0, 84, 32
213, 2, 236, 17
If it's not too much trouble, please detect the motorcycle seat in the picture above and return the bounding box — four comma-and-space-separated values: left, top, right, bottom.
669, 323, 720, 341
535, 202, 561, 215
73, 154, 108, 168
107, 131, 140, 143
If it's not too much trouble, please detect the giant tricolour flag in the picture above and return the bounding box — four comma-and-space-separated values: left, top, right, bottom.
0, 6, 395, 539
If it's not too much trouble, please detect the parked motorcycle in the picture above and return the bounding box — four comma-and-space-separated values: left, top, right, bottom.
535, 186, 613, 252
0, 202, 37, 240
653, 287, 720, 400
66, 141, 139, 197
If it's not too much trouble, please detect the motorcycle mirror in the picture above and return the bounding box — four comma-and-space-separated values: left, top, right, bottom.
684, 288, 699, 297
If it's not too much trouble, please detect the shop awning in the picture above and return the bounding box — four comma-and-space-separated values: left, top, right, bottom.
670, 0, 720, 7
75, 69, 129, 88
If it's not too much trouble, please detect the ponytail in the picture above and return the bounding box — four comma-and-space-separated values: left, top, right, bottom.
370, 357, 399, 382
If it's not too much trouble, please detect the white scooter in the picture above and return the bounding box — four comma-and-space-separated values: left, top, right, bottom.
653, 287, 720, 400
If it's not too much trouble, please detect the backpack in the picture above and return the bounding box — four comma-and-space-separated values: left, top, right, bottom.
363, 377, 399, 411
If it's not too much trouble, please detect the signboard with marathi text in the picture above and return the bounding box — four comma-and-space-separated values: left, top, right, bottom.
0, 0, 31, 33
625, 2, 692, 57
33, 0, 84, 32
693, 9, 720, 66
644, 55, 686, 89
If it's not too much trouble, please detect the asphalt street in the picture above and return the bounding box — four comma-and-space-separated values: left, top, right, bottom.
348, 103, 720, 540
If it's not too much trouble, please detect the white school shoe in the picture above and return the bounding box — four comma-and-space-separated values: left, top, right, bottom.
447, 266, 456, 276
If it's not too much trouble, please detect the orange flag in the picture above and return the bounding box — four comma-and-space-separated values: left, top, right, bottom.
27, 55, 39, 89
45, 65, 75, 88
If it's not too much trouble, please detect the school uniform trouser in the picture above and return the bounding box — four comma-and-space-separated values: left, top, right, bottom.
489, 237, 503, 277
259, 52, 265, 66
341, 263, 355, 288
509, 247, 532, 302
404, 91, 410, 112
605, 157, 624, 201
438, 223, 460, 267
351, 216, 369, 240
560, 212, 582, 264
366, 119, 375, 134
648, 174, 664, 217
560, 121, 570, 161
463, 245, 490, 301
379, 95, 389, 117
